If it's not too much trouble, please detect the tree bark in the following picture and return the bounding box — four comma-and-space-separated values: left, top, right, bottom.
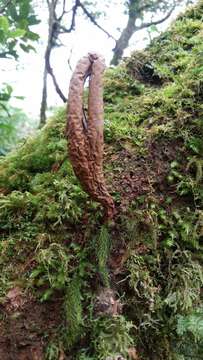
39, 0, 67, 126
39, 0, 76, 126
39, 0, 114, 126
110, 0, 176, 66
40, 66, 48, 127
39, 0, 55, 126
111, 14, 136, 66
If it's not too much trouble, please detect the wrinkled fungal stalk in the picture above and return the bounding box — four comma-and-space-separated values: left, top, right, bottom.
66, 53, 115, 220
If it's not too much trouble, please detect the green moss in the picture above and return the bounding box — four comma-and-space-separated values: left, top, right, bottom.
96, 225, 111, 287
65, 275, 84, 348
92, 315, 134, 359
0, 2, 203, 359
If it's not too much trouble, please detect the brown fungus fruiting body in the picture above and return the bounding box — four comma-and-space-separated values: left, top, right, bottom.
66, 53, 115, 220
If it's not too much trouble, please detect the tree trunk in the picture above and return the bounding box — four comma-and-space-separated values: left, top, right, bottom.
111, 0, 176, 66
111, 5, 136, 65
40, 66, 48, 127
39, 0, 55, 127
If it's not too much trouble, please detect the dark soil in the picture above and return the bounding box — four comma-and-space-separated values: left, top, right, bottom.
0, 288, 62, 360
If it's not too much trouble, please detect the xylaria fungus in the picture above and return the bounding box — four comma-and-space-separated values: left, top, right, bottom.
66, 53, 115, 220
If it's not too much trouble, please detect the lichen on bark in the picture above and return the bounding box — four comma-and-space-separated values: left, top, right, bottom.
66, 52, 115, 220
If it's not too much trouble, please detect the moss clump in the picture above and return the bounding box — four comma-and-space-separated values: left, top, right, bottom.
0, 1, 203, 359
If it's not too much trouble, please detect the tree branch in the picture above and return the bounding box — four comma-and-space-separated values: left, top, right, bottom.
0, 52, 10, 58
67, 47, 73, 72
137, 0, 165, 13
57, 0, 79, 29
45, 46, 67, 102
111, 1, 176, 65
0, 102, 11, 117
57, 0, 66, 20
0, 0, 11, 14
134, 5, 175, 31
111, 3, 137, 65
40, 0, 68, 125
78, 0, 115, 41
65, 0, 79, 32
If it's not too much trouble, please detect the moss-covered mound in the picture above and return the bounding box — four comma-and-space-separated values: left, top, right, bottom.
0, 2, 203, 359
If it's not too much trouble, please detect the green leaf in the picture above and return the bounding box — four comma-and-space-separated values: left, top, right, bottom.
14, 95, 24, 100
26, 30, 39, 41
18, 18, 28, 29
9, 4, 19, 21
27, 15, 40, 26
20, 43, 35, 53
0, 30, 5, 42
40, 288, 53, 302
192, 66, 203, 75
5, 84, 13, 96
0, 16, 9, 32
9, 29, 26, 38
187, 137, 202, 154
19, 0, 30, 18
30, 268, 42, 278
0, 84, 13, 101
150, 24, 158, 33
171, 161, 179, 169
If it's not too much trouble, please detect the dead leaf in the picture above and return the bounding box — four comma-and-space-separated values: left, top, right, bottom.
128, 347, 140, 360
5, 286, 26, 311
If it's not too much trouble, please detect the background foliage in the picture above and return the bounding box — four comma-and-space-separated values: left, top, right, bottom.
0, 0, 39, 154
